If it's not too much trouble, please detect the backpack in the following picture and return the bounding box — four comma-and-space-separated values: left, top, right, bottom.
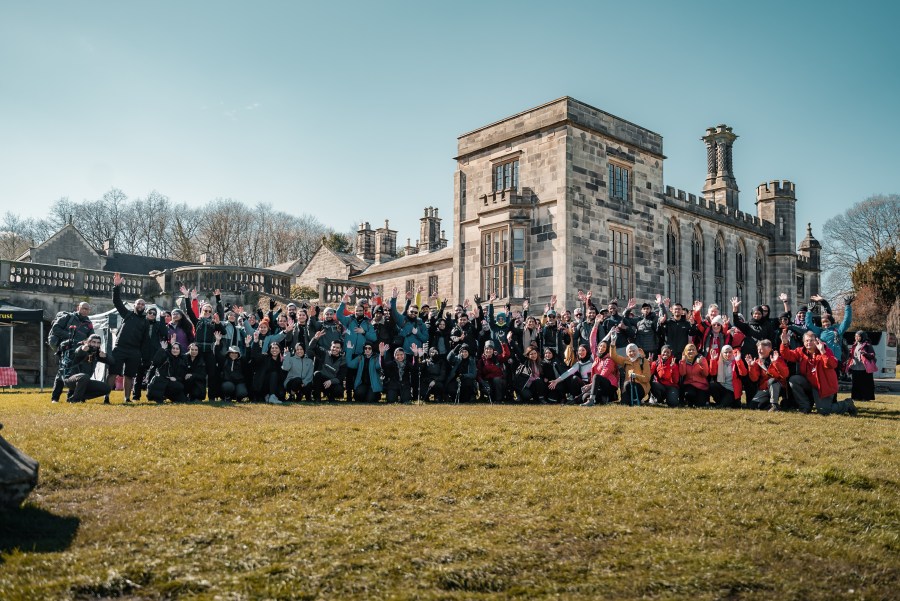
47, 311, 72, 352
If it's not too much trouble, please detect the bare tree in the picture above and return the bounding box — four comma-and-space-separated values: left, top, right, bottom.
822, 194, 900, 295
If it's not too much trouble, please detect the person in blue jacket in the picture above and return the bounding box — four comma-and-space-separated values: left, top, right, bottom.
805, 293, 853, 360
346, 341, 383, 403
337, 294, 377, 350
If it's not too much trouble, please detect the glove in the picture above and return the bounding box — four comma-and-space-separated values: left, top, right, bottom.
844, 295, 855, 306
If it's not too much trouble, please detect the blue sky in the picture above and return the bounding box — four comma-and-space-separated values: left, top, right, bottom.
1, 1, 897, 245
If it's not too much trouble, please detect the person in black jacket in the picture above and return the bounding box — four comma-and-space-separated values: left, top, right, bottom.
219, 345, 248, 401
134, 306, 168, 401
446, 343, 477, 403
250, 338, 286, 404
183, 342, 208, 401
420, 346, 448, 402
65, 334, 110, 403
147, 341, 188, 403
183, 287, 223, 401
105, 273, 148, 403
381, 343, 415, 404
50, 302, 95, 403
659, 301, 692, 359
310, 334, 347, 402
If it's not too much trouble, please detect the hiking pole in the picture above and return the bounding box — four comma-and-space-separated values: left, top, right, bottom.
630, 372, 640, 406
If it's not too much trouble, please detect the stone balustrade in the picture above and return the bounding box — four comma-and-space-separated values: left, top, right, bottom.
317, 278, 373, 305
165, 265, 291, 298
1, 260, 152, 298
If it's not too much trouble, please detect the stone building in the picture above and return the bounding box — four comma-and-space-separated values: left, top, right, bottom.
304, 97, 820, 313
450, 96, 821, 311
300, 209, 453, 304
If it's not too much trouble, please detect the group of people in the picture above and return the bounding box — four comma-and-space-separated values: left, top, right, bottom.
50, 275, 878, 415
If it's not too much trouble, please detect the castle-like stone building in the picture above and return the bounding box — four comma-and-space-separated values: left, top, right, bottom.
303, 96, 821, 311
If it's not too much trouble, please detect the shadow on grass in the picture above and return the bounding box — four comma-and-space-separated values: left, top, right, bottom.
0, 504, 79, 560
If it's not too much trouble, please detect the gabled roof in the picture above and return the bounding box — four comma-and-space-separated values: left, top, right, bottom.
267, 258, 306, 275
103, 253, 197, 275
356, 246, 452, 277
16, 223, 97, 262
331, 249, 371, 274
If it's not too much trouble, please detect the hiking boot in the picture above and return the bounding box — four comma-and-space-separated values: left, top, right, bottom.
768, 403, 780, 412
103, 396, 110, 404
580, 397, 596, 407
266, 395, 283, 405
846, 400, 859, 416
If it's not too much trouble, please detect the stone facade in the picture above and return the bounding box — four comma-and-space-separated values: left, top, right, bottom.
451, 96, 821, 311
26, 225, 104, 271
295, 247, 367, 291
350, 247, 453, 304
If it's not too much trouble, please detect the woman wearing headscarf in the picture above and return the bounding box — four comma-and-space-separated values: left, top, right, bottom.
609, 332, 651, 405
846, 330, 877, 403
709, 345, 749, 409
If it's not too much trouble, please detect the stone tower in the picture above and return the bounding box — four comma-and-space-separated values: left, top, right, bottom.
418, 207, 442, 253
356, 222, 375, 261
702, 125, 740, 211
797, 222, 822, 296
756, 180, 797, 306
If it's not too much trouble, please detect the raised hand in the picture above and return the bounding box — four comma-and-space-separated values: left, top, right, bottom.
658, 314, 667, 324
626, 297, 637, 310
233, 305, 244, 315
488, 292, 497, 303
430, 290, 439, 300
549, 295, 557, 307
522, 299, 529, 311
214, 289, 221, 297
161, 338, 168, 349
464, 298, 471, 309
379, 342, 389, 354
405, 290, 413, 300
655, 294, 662, 305
214, 331, 222, 342
586, 290, 592, 300
342, 292, 351, 304
577, 289, 585, 301
390, 287, 398, 299
734, 350, 741, 362
253, 330, 260, 342
772, 350, 780, 362
418, 285, 425, 293
663, 297, 671, 308
815, 338, 826, 353
113, 272, 123, 287
844, 294, 856, 305
778, 292, 788, 302
212, 313, 221, 324
693, 300, 703, 312
314, 330, 325, 339
191, 288, 199, 300
731, 297, 741, 310
245, 335, 252, 346
180, 284, 189, 297
810, 294, 825, 302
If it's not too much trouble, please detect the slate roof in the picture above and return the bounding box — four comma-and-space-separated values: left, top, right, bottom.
356, 246, 452, 277
102, 253, 197, 275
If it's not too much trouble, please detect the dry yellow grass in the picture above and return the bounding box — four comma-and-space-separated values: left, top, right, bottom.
0, 390, 898, 600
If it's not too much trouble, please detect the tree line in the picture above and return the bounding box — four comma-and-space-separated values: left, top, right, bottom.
0, 188, 352, 268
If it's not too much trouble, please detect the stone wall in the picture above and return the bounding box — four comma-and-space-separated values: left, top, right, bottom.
31, 227, 104, 271
350, 253, 453, 307
295, 249, 355, 290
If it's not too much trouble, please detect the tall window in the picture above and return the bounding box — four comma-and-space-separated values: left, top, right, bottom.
481, 225, 526, 299
493, 159, 519, 192
691, 228, 703, 301
797, 274, 805, 299
482, 228, 508, 298
666, 222, 679, 300
736, 241, 746, 302
459, 171, 467, 207
608, 162, 631, 201
512, 226, 525, 298
608, 226, 632, 300
756, 249, 766, 306
714, 235, 725, 307
428, 275, 439, 298
406, 279, 415, 296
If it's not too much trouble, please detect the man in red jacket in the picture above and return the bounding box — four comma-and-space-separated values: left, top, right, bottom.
779, 330, 857, 416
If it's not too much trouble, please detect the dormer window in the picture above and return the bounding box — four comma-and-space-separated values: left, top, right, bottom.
57, 258, 80, 268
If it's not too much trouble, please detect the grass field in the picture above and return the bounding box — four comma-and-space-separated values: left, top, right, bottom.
1, 390, 898, 601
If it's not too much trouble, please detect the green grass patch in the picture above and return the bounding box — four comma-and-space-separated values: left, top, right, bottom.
0, 391, 898, 600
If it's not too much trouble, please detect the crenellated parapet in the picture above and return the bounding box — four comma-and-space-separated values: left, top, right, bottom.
756, 180, 796, 201
662, 186, 772, 234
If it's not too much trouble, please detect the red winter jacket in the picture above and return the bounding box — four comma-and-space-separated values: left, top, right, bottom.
680, 356, 709, 390
651, 358, 680, 387
779, 344, 839, 398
